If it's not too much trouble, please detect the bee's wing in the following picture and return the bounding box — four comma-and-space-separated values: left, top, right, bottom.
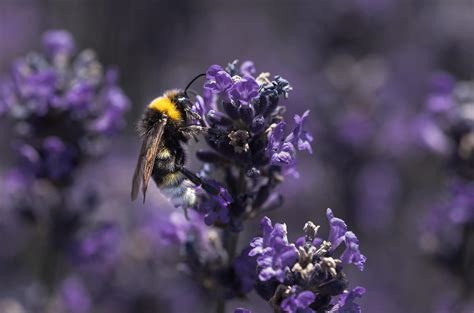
131, 117, 167, 202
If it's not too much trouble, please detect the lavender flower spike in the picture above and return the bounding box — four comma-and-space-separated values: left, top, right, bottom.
249, 210, 365, 312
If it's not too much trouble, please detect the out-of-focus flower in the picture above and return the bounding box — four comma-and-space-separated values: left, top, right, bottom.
42, 30, 75, 58
60, 276, 91, 313
73, 223, 121, 272
0, 29, 130, 184
421, 73, 474, 294
0, 30, 129, 313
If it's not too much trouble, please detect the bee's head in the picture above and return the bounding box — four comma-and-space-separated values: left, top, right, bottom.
174, 92, 202, 125
180, 73, 207, 124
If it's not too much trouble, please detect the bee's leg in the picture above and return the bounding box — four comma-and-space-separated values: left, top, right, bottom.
182, 125, 208, 141
179, 166, 221, 196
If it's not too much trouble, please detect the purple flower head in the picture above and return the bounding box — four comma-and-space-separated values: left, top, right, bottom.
266, 112, 312, 175
339, 231, 367, 271
249, 211, 365, 312
90, 79, 130, 136
327, 208, 348, 251
205, 65, 233, 94
42, 30, 75, 58
65, 81, 94, 111
286, 110, 314, 154
249, 217, 298, 282
240, 61, 256, 77
228, 77, 259, 104
281, 289, 315, 313
267, 122, 297, 167
0, 30, 130, 184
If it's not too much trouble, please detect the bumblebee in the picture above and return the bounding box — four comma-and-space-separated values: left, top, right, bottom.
131, 74, 219, 206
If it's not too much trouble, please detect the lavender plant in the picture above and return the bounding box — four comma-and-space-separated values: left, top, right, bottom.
420, 74, 474, 301
158, 60, 366, 312
0, 29, 129, 304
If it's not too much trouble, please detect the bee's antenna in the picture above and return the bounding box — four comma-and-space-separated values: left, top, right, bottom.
184, 73, 206, 97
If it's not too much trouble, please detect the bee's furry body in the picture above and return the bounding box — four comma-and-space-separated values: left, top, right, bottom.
134, 90, 197, 207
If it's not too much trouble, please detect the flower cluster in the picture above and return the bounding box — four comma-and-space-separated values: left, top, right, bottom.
0, 29, 130, 185
193, 60, 312, 230
249, 209, 366, 313
423, 74, 474, 178
0, 30, 129, 297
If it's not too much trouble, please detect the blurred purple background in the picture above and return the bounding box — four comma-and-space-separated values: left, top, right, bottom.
0, 1, 473, 312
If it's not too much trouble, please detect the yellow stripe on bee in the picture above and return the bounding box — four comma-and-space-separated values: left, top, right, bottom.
157, 148, 172, 159
148, 96, 182, 121
160, 172, 182, 187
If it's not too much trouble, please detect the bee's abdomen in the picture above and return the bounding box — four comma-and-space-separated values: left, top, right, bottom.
152, 146, 196, 208
156, 172, 196, 207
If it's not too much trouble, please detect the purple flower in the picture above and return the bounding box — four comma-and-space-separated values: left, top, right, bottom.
330, 286, 366, 313
197, 181, 232, 226
90, 79, 130, 136
64, 81, 94, 111
240, 61, 256, 77
281, 289, 315, 313
327, 208, 348, 251
12, 63, 58, 116
266, 112, 313, 173
0, 30, 130, 183
249, 217, 298, 282
205, 65, 233, 94
249, 211, 365, 312
42, 29, 75, 58
228, 77, 259, 104
287, 110, 314, 153
339, 231, 367, 271
234, 309, 251, 313
267, 122, 296, 166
